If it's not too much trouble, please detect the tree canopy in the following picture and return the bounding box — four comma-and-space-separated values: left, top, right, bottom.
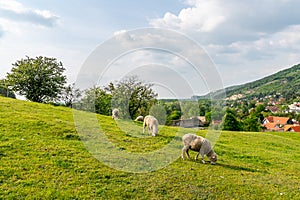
111, 76, 157, 119
6, 56, 66, 103
0, 79, 15, 98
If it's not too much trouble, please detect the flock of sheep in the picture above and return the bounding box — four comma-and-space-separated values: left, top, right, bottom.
111, 108, 218, 164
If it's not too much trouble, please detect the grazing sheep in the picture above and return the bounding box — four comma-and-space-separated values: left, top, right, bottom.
181, 133, 217, 164
135, 116, 144, 122
112, 108, 119, 120
143, 115, 158, 136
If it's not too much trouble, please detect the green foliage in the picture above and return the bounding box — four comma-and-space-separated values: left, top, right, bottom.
222, 109, 242, 131
180, 101, 199, 119
149, 104, 167, 125
168, 110, 181, 120
165, 110, 181, 126
0, 79, 15, 98
205, 111, 212, 124
224, 64, 300, 101
1, 96, 300, 199
61, 83, 81, 108
75, 76, 158, 119
111, 76, 157, 119
243, 114, 262, 132
6, 56, 66, 103
76, 86, 112, 115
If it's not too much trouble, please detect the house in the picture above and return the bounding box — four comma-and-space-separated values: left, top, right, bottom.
263, 116, 292, 125
285, 125, 300, 132
263, 116, 292, 131
265, 106, 279, 114
284, 125, 294, 132
172, 117, 203, 128
288, 102, 300, 114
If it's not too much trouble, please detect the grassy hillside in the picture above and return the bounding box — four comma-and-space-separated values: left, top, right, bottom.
200, 63, 300, 100
226, 63, 300, 99
1, 97, 300, 199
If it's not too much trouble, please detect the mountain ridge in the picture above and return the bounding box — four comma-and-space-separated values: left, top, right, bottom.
200, 63, 300, 101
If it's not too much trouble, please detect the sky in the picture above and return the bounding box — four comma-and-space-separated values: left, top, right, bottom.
1, 0, 300, 98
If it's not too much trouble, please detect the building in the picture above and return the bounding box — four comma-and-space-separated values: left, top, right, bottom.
172, 117, 204, 128
262, 116, 293, 131
285, 125, 300, 132
288, 102, 300, 114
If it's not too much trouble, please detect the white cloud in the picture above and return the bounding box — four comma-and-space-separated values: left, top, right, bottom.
150, 0, 300, 45
148, 0, 300, 89
150, 0, 225, 32
0, 0, 59, 29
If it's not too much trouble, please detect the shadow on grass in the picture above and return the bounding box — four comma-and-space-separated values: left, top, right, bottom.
216, 163, 264, 173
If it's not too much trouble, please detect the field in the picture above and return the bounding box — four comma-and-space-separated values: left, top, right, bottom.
0, 96, 300, 199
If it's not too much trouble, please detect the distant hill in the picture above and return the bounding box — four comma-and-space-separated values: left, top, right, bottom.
198, 63, 300, 101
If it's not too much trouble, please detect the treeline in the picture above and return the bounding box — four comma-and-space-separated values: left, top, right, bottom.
1, 56, 158, 121
74, 76, 157, 120
3, 56, 299, 131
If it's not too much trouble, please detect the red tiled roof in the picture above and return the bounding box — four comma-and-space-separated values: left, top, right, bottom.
265, 123, 277, 130
265, 116, 290, 124
284, 125, 294, 132
291, 126, 300, 132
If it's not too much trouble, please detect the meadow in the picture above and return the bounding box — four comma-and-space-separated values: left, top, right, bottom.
0, 96, 299, 199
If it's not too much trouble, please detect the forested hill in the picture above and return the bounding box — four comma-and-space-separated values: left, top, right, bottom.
207, 63, 300, 101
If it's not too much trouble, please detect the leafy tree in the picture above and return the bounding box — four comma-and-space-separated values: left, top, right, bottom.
255, 104, 266, 113
77, 86, 112, 115
149, 104, 166, 125
6, 56, 66, 103
295, 114, 300, 122
168, 110, 181, 120
61, 83, 81, 108
205, 111, 212, 124
222, 111, 242, 131
0, 79, 15, 98
243, 114, 261, 132
180, 101, 199, 119
111, 76, 157, 119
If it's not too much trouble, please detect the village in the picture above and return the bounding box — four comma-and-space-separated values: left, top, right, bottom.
229, 93, 300, 132
170, 93, 300, 132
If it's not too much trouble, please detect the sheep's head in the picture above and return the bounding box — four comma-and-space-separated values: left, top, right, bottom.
209, 153, 218, 165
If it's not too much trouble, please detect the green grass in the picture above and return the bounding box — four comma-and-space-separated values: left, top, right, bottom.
1, 96, 300, 199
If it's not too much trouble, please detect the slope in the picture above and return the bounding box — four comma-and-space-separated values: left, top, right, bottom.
0, 97, 299, 199
225, 63, 300, 100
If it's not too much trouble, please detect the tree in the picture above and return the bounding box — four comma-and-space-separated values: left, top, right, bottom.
0, 79, 15, 98
243, 114, 261, 132
149, 104, 167, 125
111, 76, 157, 119
6, 56, 66, 103
222, 111, 242, 131
77, 86, 112, 115
180, 101, 199, 119
61, 83, 81, 108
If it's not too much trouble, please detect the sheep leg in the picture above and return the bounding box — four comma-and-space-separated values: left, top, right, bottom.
182, 146, 190, 159
186, 149, 190, 159
148, 126, 152, 135
182, 146, 188, 159
199, 147, 206, 164
143, 122, 146, 134
195, 151, 200, 161
152, 130, 156, 137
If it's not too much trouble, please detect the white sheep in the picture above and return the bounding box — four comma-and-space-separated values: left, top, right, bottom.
112, 108, 119, 120
181, 133, 218, 164
143, 115, 158, 136
135, 116, 144, 122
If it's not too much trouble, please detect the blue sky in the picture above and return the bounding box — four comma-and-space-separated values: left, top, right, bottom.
1, 0, 300, 97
